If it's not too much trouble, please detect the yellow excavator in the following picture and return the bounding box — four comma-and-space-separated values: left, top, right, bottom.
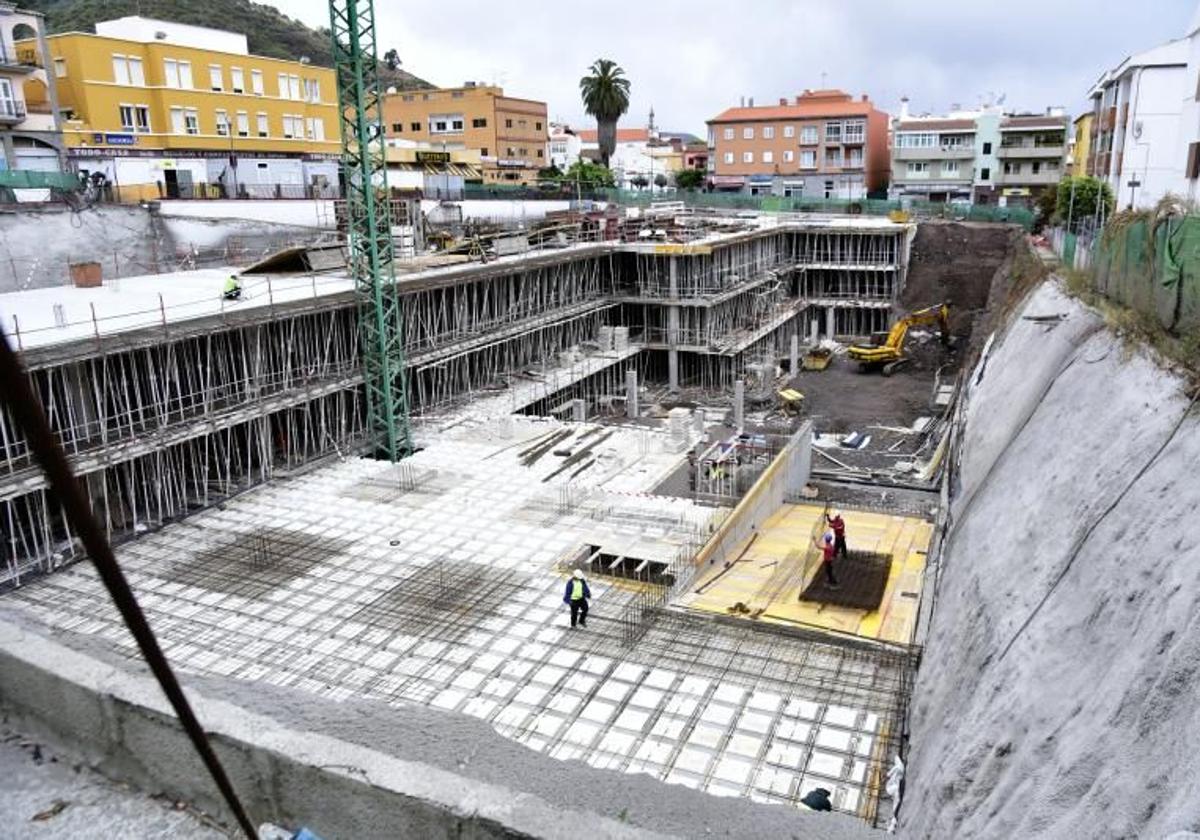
847, 303, 951, 375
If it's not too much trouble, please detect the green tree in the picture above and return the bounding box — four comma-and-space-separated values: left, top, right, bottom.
579, 59, 631, 168
674, 168, 704, 191
561, 160, 615, 189
630, 174, 649, 190
653, 173, 669, 190
1055, 176, 1115, 230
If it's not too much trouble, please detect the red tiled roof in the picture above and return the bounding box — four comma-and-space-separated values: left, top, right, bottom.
709, 98, 874, 124
577, 128, 649, 143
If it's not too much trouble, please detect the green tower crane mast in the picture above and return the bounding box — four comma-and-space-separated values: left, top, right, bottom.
328, 0, 411, 461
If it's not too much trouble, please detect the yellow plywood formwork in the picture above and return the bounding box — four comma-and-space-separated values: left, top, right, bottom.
680, 503, 932, 645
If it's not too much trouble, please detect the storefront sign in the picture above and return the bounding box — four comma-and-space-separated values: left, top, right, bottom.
496, 159, 526, 168
415, 150, 451, 164
91, 133, 137, 145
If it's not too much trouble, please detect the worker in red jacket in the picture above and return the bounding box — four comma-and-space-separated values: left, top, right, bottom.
825, 510, 848, 560
813, 533, 839, 587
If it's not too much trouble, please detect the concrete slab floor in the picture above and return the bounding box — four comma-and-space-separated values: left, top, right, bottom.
678, 503, 932, 644
0, 725, 227, 839
1, 418, 908, 823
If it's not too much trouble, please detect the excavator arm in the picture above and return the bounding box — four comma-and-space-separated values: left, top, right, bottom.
847, 303, 950, 370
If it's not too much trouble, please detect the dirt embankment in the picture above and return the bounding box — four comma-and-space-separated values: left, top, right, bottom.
902, 222, 1020, 339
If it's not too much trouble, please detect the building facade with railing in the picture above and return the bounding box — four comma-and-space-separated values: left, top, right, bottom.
29, 16, 341, 201
992, 112, 1068, 208
705, 89, 889, 199
0, 2, 64, 172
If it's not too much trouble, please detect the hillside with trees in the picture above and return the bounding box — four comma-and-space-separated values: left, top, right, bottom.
21, 0, 432, 91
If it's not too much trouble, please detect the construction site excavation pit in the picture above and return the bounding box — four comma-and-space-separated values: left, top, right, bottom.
0, 212, 1120, 840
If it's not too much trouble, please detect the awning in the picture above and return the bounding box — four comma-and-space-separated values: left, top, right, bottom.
709, 175, 745, 186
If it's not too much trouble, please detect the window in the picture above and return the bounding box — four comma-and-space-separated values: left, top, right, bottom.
170, 107, 184, 134
800, 150, 816, 168
215, 109, 230, 136
743, 126, 754, 139
236, 111, 249, 137
896, 132, 936, 148
723, 151, 734, 164
306, 117, 325, 141
536, 149, 543, 158
843, 120, 865, 144
480, 147, 488, 156
184, 108, 198, 134
231, 67, 244, 94
209, 64, 222, 91
452, 119, 463, 131
825, 121, 842, 142
825, 147, 842, 166
163, 58, 191, 89
289, 75, 301, 100
942, 160, 959, 176
392, 122, 403, 133
1004, 161, 1021, 175
783, 149, 794, 163
433, 119, 447, 132
535, 121, 542, 131
847, 148, 863, 167
505, 118, 513, 128
980, 166, 990, 181
277, 73, 288, 98
112, 55, 144, 86
783, 125, 795, 138
982, 141, 992, 154
402, 94, 414, 102
907, 162, 929, 175
800, 126, 818, 145
1031, 161, 1042, 175
410, 121, 420, 131
518, 119, 527, 128
762, 150, 774, 163
743, 151, 754, 163
282, 115, 303, 139
723, 127, 734, 140
119, 104, 135, 131
472, 117, 487, 128
763, 125, 775, 139
257, 112, 269, 137
251, 69, 263, 96
53, 57, 66, 77
134, 105, 150, 132
303, 78, 320, 102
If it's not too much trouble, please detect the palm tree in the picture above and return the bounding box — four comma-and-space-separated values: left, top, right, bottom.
579, 59, 631, 168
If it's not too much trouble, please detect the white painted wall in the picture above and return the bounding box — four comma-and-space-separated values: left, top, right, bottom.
1119, 64, 1189, 208
95, 16, 248, 54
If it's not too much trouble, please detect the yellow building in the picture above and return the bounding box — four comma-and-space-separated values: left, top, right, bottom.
29, 16, 340, 201
1071, 112, 1093, 177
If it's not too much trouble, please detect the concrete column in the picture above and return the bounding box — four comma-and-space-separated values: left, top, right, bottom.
668, 349, 679, 391
625, 369, 639, 419
571, 399, 586, 422
789, 334, 799, 377
825, 308, 835, 339
667, 256, 680, 392
810, 319, 819, 345
733, 379, 744, 432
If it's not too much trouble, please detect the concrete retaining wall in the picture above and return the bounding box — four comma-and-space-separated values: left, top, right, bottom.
902, 280, 1200, 839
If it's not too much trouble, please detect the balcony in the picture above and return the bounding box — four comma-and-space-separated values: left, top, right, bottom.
893, 145, 975, 161
0, 100, 27, 123
997, 142, 1065, 160
996, 168, 1061, 186
0, 44, 38, 74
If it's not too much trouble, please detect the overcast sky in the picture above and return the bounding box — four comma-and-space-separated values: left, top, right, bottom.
284, 0, 1198, 135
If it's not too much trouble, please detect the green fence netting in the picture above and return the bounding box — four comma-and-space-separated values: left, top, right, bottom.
460, 184, 1035, 229
0, 170, 80, 191
1092, 215, 1200, 332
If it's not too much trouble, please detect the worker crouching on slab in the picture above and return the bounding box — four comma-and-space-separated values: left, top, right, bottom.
563, 568, 591, 628
223, 273, 243, 301
813, 533, 840, 588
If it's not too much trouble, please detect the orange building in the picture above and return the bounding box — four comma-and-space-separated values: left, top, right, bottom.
382, 83, 547, 184
706, 89, 889, 198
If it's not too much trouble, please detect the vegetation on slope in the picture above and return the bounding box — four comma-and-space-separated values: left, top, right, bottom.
21, 0, 432, 91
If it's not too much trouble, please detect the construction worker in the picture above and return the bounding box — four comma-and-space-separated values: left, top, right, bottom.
800, 787, 833, 812
563, 568, 591, 628
813, 533, 839, 588
223, 273, 243, 301
825, 510, 848, 560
